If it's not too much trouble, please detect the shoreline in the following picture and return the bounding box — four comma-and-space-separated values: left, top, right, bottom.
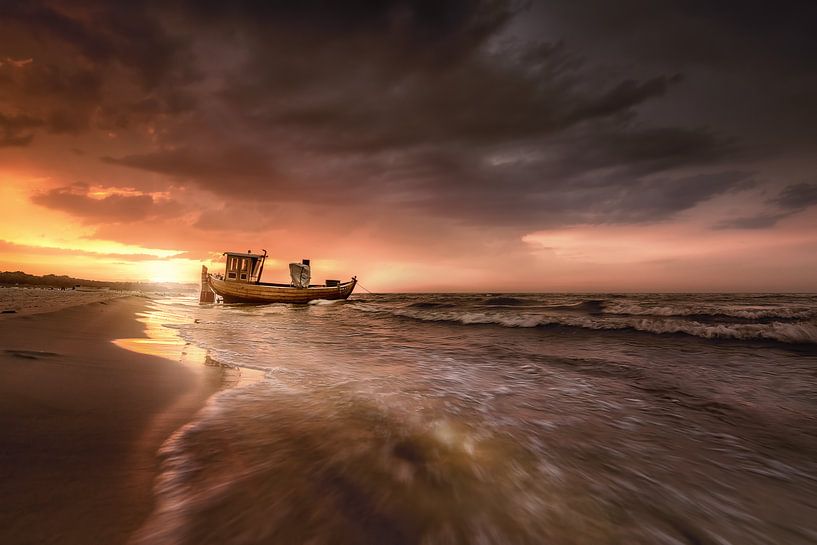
0, 296, 225, 545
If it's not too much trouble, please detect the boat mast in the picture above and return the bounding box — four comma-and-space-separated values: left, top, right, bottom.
256, 249, 267, 284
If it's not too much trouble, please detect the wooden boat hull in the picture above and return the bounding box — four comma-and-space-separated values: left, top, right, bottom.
207, 275, 356, 304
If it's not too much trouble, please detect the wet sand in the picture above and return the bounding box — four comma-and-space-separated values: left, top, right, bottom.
0, 296, 223, 545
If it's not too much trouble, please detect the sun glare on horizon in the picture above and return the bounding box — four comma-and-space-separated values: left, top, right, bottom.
142, 259, 199, 284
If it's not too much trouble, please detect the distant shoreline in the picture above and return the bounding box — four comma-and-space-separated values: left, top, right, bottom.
0, 270, 195, 291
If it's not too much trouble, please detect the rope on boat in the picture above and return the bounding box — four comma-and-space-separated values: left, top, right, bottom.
356, 281, 375, 295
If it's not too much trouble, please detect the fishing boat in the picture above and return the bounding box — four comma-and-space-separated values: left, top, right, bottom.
200, 250, 356, 304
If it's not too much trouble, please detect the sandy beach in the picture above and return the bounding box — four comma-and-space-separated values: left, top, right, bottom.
0, 286, 132, 316
0, 296, 223, 545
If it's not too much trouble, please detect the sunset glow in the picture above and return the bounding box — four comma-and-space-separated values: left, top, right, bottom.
0, 2, 815, 291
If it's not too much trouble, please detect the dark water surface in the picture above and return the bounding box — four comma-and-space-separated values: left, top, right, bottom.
131, 294, 817, 545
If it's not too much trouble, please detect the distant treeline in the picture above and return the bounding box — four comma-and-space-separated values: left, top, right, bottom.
0, 271, 192, 292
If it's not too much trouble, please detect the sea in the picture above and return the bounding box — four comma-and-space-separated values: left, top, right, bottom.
131, 293, 817, 545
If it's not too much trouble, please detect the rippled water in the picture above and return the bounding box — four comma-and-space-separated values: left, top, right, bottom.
131, 293, 817, 545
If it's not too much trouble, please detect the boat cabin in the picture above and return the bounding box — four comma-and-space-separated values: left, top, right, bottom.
223, 250, 266, 284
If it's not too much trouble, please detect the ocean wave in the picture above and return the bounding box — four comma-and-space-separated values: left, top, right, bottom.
625, 318, 817, 344
308, 298, 347, 306
547, 299, 606, 313
129, 386, 562, 545
483, 296, 529, 306
371, 307, 817, 345
600, 302, 815, 320
406, 301, 457, 309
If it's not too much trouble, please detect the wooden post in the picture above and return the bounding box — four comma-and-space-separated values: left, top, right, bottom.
200, 265, 215, 303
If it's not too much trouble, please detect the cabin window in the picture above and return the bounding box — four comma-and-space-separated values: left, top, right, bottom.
228, 257, 237, 271
240, 273, 247, 280
228, 272, 237, 279
241, 259, 248, 272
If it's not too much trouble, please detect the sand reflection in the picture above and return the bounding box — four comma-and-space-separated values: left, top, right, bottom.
113, 303, 264, 387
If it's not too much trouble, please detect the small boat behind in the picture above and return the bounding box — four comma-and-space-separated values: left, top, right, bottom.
200, 250, 356, 304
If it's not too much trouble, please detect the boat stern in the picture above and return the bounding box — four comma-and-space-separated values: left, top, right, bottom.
199, 265, 215, 303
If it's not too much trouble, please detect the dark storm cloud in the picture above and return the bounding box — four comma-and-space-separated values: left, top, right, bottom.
176, 0, 517, 63
601, 171, 753, 222
0, 56, 104, 134
0, 0, 190, 87
102, 147, 276, 191
772, 183, 817, 210
228, 41, 680, 153
529, 0, 817, 151
5, 0, 809, 229
104, 37, 711, 214
100, 1, 737, 225
410, 147, 748, 226
0, 112, 42, 146
0, 0, 196, 138
31, 184, 183, 223
714, 214, 790, 230
535, 0, 817, 66
715, 182, 817, 230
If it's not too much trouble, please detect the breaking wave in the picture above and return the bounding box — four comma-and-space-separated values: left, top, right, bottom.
308, 298, 347, 306
360, 306, 817, 345
548, 299, 606, 313
600, 302, 815, 320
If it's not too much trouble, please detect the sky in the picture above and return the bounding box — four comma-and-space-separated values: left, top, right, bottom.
1, 0, 816, 291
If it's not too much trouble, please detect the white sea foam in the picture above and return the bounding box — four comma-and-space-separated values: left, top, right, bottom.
308, 298, 346, 306
601, 302, 815, 320
373, 306, 817, 344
